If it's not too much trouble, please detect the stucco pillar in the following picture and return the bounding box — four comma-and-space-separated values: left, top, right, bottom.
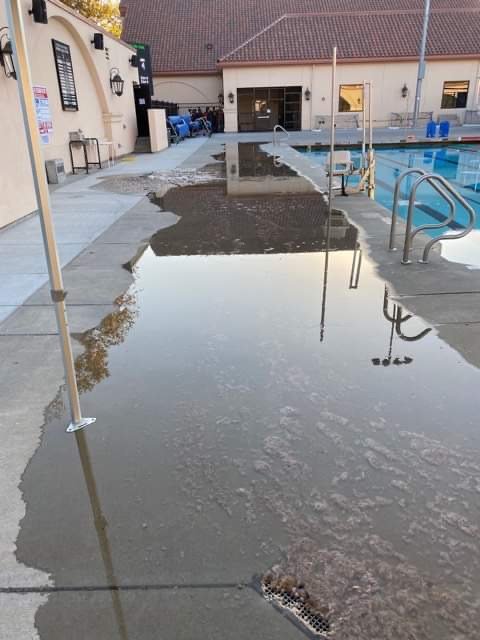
148, 109, 168, 152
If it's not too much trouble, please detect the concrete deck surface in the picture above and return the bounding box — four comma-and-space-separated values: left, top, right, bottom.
1, 128, 480, 639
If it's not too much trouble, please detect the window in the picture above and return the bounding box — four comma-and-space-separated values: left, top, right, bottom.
52, 39, 78, 111
441, 81, 469, 109
339, 84, 363, 112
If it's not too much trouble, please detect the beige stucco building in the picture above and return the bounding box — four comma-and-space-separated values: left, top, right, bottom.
0, 0, 139, 229
121, 0, 480, 132
221, 59, 480, 133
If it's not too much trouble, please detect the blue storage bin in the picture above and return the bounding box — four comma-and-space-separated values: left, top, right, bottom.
426, 121, 436, 138
439, 121, 450, 138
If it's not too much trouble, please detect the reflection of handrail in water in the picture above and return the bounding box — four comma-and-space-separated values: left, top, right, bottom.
75, 432, 129, 640
395, 308, 432, 342
349, 243, 362, 289
373, 287, 431, 365
383, 286, 412, 323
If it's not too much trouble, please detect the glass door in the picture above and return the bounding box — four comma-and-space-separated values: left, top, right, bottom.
236, 87, 302, 132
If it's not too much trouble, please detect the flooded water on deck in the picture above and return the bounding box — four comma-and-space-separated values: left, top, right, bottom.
18, 145, 480, 639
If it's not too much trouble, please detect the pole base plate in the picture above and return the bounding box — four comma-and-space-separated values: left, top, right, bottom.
66, 417, 96, 433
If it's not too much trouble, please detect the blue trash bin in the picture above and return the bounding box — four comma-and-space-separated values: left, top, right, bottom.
426, 121, 436, 138
439, 121, 450, 138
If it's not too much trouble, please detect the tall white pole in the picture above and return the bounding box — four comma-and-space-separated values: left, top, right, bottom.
367, 82, 375, 199
362, 81, 366, 170
328, 46, 337, 216
5, 0, 95, 433
413, 0, 431, 128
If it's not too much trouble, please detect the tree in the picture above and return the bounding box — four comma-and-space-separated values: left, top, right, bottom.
61, 0, 122, 38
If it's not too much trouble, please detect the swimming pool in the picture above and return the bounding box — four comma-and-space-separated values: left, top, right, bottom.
302, 145, 480, 267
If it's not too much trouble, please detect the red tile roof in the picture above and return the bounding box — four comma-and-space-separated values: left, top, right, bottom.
219, 9, 480, 65
120, 0, 480, 74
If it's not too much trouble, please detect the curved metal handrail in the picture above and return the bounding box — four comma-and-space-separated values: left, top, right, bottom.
390, 168, 427, 250
273, 124, 290, 146
402, 173, 476, 264
389, 168, 455, 251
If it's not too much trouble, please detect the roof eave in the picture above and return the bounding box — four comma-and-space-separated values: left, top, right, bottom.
153, 69, 220, 76
218, 53, 480, 68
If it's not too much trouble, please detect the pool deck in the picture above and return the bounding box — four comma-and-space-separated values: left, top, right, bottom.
1, 127, 480, 639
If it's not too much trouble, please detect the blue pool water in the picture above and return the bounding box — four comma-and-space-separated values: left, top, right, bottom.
303, 145, 480, 266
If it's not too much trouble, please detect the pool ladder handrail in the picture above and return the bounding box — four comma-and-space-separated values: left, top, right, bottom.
389, 168, 454, 251
273, 124, 290, 146
402, 173, 476, 264
389, 169, 476, 264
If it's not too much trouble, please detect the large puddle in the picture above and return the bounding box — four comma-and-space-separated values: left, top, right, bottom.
18, 145, 480, 639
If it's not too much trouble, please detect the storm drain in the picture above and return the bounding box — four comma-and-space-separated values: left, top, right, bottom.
261, 577, 330, 636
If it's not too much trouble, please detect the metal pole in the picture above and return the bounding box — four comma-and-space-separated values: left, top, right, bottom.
321, 46, 336, 343
6, 0, 95, 433
328, 46, 337, 216
412, 0, 431, 128
362, 81, 366, 170
367, 82, 375, 199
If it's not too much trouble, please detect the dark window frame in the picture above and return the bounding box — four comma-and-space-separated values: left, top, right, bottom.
52, 39, 79, 111
338, 84, 364, 113
441, 81, 469, 109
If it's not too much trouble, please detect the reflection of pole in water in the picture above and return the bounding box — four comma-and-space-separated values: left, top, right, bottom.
320, 214, 332, 343
322, 46, 336, 343
75, 432, 129, 640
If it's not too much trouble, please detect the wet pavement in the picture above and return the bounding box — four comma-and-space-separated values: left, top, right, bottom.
10, 145, 480, 639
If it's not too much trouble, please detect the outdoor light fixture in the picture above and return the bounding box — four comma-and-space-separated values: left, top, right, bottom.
109, 68, 124, 97
91, 33, 104, 50
228, 91, 234, 104
218, 91, 224, 105
129, 54, 138, 67
304, 88, 311, 101
29, 0, 48, 23
401, 83, 409, 98
0, 28, 16, 79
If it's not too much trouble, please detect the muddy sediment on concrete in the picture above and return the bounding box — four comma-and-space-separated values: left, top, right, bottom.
150, 185, 353, 256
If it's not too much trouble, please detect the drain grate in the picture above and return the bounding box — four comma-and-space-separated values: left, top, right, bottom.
261, 576, 330, 636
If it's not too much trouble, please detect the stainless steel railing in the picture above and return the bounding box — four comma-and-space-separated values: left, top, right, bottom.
402, 173, 476, 264
389, 168, 454, 251
389, 169, 476, 264
273, 124, 290, 146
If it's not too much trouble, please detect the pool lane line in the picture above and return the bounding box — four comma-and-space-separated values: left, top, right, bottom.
374, 152, 480, 211
374, 176, 464, 231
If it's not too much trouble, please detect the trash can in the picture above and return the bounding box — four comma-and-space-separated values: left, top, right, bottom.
439, 121, 450, 138
426, 121, 436, 138
45, 158, 66, 184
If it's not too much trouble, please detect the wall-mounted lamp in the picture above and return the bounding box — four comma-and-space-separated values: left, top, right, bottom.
91, 33, 104, 50
218, 92, 224, 105
29, 0, 48, 23
0, 28, 16, 80
110, 68, 124, 97
401, 83, 409, 98
228, 91, 234, 104
129, 54, 138, 67
304, 88, 311, 101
